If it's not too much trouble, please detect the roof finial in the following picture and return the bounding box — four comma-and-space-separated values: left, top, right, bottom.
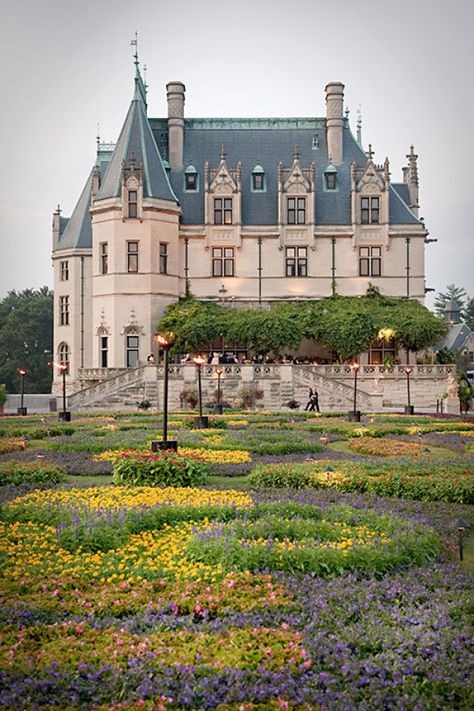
96, 123, 101, 151
366, 143, 374, 160
356, 105, 362, 147
293, 145, 300, 161
345, 106, 350, 119
131, 32, 139, 70
220, 144, 226, 162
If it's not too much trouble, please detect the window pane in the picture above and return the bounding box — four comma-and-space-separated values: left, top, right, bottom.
128, 255, 138, 273
128, 191, 137, 201
361, 197, 369, 208
214, 198, 222, 208
224, 210, 232, 224
360, 247, 369, 257
287, 247, 296, 257
371, 247, 381, 257
297, 198, 306, 209
298, 260, 307, 276
361, 209, 369, 224
128, 242, 138, 253
371, 258, 381, 276
224, 259, 234, 276
160, 243, 167, 255
213, 248, 222, 257
224, 248, 234, 257
288, 198, 295, 209
224, 199, 232, 209
371, 197, 379, 208
212, 260, 222, 277
297, 247, 307, 257
359, 258, 369, 276
371, 209, 379, 223
128, 203, 137, 218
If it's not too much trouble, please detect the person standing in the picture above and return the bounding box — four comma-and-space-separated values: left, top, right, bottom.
304, 387, 314, 411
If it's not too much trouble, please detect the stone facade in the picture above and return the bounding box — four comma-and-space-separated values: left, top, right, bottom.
52, 66, 429, 396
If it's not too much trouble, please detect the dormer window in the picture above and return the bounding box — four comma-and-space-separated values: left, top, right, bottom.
287, 197, 306, 225
361, 196, 379, 224
324, 163, 338, 191
128, 190, 138, 218
251, 165, 265, 192
184, 165, 199, 192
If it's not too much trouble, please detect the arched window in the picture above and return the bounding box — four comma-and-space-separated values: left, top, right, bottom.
57, 342, 70, 374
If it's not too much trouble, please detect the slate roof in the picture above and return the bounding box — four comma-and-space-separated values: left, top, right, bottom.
55, 163, 107, 252
150, 118, 421, 226
97, 78, 177, 202
436, 323, 474, 351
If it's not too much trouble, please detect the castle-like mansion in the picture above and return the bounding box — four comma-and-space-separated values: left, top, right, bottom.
52, 64, 428, 393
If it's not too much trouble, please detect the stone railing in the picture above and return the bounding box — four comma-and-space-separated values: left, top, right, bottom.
70, 365, 147, 407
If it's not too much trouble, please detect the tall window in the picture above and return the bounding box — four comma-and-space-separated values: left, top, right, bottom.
361, 196, 380, 224
60, 261, 69, 281
213, 198, 232, 225
128, 190, 138, 218
212, 247, 234, 277
100, 336, 108, 368
285, 247, 308, 277
287, 197, 306, 225
359, 246, 381, 277
100, 243, 108, 274
58, 342, 70, 374
126, 335, 139, 367
59, 296, 69, 326
127, 242, 139, 273
159, 243, 168, 274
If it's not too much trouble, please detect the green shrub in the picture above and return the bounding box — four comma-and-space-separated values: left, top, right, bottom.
0, 438, 26, 455
0, 460, 65, 486
248, 463, 317, 488
112, 449, 209, 487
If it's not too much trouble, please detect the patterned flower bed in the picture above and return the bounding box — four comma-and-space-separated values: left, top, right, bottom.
249, 460, 474, 503
0, 486, 472, 709
348, 436, 425, 457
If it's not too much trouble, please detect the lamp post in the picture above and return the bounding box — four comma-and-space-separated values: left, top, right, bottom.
348, 362, 361, 422
193, 355, 208, 428
151, 332, 178, 452
404, 367, 414, 415
58, 363, 71, 421
215, 367, 223, 414
454, 518, 469, 561
17, 369, 27, 416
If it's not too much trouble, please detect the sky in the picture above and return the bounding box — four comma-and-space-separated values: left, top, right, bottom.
0, 0, 473, 309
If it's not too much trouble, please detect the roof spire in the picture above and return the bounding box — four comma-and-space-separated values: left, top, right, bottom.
220, 144, 226, 162
293, 145, 300, 161
96, 123, 101, 151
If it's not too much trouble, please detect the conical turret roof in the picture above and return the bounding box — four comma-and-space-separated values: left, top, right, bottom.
97, 73, 177, 202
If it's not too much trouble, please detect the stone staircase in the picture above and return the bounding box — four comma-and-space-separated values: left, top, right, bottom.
291, 365, 372, 412
69, 366, 157, 411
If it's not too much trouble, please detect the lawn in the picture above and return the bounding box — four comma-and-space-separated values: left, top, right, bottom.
0, 411, 473, 709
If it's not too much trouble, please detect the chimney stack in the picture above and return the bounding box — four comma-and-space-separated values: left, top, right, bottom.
166, 81, 185, 171
325, 82, 344, 165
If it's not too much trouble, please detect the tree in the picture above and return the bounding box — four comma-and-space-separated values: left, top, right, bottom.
465, 298, 474, 332
0, 288, 53, 393
434, 284, 468, 319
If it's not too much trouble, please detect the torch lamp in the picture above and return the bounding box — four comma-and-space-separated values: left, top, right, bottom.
193, 355, 208, 428
348, 362, 361, 422
58, 363, 71, 422
151, 332, 178, 452
215, 367, 223, 414
453, 518, 469, 561
17, 369, 27, 416
404, 367, 414, 415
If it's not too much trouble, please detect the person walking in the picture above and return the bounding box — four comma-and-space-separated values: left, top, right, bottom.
304, 387, 314, 411
310, 388, 320, 413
